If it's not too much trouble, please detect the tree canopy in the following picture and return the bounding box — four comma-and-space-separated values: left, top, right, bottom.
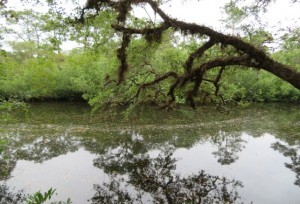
0, 0, 299, 108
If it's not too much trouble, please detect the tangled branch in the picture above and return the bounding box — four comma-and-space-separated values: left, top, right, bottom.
82, 0, 300, 108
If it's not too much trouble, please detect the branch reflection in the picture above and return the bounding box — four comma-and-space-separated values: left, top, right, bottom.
92, 146, 243, 203
0, 133, 80, 179
272, 142, 300, 187
0, 184, 25, 204
211, 131, 246, 165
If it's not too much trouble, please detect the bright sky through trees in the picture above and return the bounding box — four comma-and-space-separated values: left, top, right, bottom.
5, 0, 300, 28
2, 0, 299, 50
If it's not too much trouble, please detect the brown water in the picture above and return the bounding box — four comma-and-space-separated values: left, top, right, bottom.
0, 102, 299, 203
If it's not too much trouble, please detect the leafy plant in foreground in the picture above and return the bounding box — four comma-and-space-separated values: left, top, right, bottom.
26, 188, 56, 204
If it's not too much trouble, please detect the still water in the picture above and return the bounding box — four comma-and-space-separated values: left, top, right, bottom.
0, 102, 299, 203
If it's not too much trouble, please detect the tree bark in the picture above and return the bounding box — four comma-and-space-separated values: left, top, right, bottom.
84, 0, 300, 106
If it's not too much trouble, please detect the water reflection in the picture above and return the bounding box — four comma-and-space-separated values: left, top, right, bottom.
0, 132, 80, 180
1, 131, 300, 203
211, 131, 246, 165
272, 142, 300, 187
0, 103, 299, 203
3, 148, 107, 203
92, 148, 243, 204
0, 158, 16, 180
0, 184, 25, 204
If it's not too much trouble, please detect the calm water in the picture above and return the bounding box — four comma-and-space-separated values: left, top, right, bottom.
0, 102, 300, 204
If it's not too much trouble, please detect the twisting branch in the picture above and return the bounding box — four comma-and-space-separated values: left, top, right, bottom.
116, 0, 131, 23
203, 66, 226, 103
181, 55, 254, 106
179, 55, 251, 89
184, 39, 216, 74
117, 32, 131, 84
213, 66, 226, 96
168, 79, 180, 102
139, 0, 300, 89
195, 55, 252, 72
79, 0, 117, 23
112, 23, 171, 43
186, 69, 205, 109
81, 0, 300, 108
127, 71, 179, 104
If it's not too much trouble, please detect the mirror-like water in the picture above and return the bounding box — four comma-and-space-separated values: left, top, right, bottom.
0, 102, 299, 204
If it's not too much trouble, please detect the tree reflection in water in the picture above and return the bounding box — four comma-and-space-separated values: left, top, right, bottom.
92, 146, 243, 204
272, 142, 300, 187
0, 184, 25, 204
211, 131, 246, 165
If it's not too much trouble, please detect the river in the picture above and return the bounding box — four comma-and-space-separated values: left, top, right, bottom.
0, 102, 299, 203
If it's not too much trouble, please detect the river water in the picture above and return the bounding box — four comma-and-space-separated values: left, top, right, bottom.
0, 102, 299, 203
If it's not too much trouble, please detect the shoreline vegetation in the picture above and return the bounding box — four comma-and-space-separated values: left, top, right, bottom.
1, 2, 300, 109
0, 50, 299, 109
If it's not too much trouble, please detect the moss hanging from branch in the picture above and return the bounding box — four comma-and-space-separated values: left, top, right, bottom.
184, 39, 216, 74
117, 32, 131, 84
116, 0, 131, 23
80, 0, 300, 108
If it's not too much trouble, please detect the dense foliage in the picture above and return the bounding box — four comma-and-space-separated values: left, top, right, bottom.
0, 0, 299, 108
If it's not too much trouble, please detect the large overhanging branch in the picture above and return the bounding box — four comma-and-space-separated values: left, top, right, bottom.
117, 32, 131, 84
145, 0, 300, 88
83, 0, 300, 107
203, 66, 226, 98
131, 55, 257, 108
127, 71, 179, 104
184, 39, 216, 74
181, 55, 256, 108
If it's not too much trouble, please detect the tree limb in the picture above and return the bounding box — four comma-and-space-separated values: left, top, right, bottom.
82, 0, 300, 108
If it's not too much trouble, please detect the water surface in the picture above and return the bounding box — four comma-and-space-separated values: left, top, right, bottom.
0, 102, 299, 203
